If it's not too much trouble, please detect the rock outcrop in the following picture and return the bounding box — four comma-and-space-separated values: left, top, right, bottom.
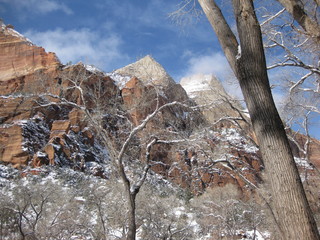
115, 55, 175, 87
115, 55, 191, 103
180, 74, 246, 124
0, 23, 60, 95
0, 24, 118, 170
0, 124, 28, 166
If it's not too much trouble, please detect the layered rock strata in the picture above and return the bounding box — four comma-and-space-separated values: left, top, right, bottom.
0, 23, 60, 95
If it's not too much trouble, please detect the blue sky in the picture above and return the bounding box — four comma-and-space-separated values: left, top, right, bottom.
0, 0, 231, 83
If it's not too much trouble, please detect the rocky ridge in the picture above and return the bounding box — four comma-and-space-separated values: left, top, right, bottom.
0, 23, 60, 95
0, 24, 318, 201
181, 74, 246, 124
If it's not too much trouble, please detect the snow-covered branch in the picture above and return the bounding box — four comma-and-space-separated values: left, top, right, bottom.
260, 8, 286, 27
130, 138, 158, 195
289, 72, 315, 93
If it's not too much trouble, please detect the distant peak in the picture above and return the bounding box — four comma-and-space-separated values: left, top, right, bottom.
140, 54, 153, 61
134, 55, 159, 67
114, 55, 175, 86
180, 74, 228, 98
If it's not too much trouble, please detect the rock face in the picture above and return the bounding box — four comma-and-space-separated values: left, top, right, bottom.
149, 127, 263, 196
0, 124, 28, 166
291, 132, 320, 169
309, 139, 320, 168
0, 62, 118, 171
180, 74, 246, 124
0, 24, 118, 171
115, 55, 175, 87
181, 74, 224, 98
0, 23, 60, 95
114, 59, 261, 196
115, 55, 191, 103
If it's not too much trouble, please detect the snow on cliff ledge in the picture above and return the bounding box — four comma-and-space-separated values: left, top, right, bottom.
1, 21, 33, 45
180, 74, 227, 98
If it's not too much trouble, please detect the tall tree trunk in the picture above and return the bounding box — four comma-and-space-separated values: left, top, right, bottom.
127, 193, 137, 240
119, 165, 136, 240
198, 0, 320, 239
233, 1, 319, 239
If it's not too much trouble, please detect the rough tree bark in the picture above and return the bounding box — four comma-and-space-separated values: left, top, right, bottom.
198, 0, 320, 239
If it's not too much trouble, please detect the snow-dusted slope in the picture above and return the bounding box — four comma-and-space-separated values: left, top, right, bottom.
107, 72, 131, 90
180, 74, 228, 99
114, 55, 175, 86
180, 74, 245, 124
1, 22, 33, 45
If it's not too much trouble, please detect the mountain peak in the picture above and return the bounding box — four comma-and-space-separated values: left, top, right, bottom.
180, 74, 244, 123
114, 55, 175, 87
180, 74, 228, 99
0, 25, 60, 91
1, 21, 33, 45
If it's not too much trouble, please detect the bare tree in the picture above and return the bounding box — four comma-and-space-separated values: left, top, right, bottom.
260, 1, 319, 127
172, 0, 320, 238
260, 0, 320, 183
276, 0, 320, 40
191, 184, 270, 240
35, 63, 199, 240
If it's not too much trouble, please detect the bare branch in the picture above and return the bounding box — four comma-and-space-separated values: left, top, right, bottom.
289, 72, 314, 93
260, 8, 286, 27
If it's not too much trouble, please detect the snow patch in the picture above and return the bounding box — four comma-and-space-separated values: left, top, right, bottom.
236, 45, 242, 60
219, 128, 258, 153
1, 23, 33, 45
174, 206, 186, 217
242, 230, 270, 240
107, 72, 132, 90
74, 196, 86, 202
0, 165, 18, 186
84, 64, 104, 74
294, 157, 313, 169
180, 74, 212, 95
36, 151, 47, 157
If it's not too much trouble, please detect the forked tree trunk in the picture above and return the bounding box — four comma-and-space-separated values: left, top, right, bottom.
198, 0, 320, 239
118, 165, 137, 240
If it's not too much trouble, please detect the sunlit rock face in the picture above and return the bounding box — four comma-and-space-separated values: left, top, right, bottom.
0, 24, 117, 168
0, 23, 60, 95
180, 73, 245, 125
115, 55, 175, 87
114, 55, 191, 103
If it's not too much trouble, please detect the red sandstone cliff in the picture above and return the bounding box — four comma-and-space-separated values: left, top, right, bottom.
0, 23, 60, 95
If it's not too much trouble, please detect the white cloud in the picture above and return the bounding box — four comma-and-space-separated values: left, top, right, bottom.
0, 0, 72, 15
182, 52, 230, 79
23, 28, 129, 71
